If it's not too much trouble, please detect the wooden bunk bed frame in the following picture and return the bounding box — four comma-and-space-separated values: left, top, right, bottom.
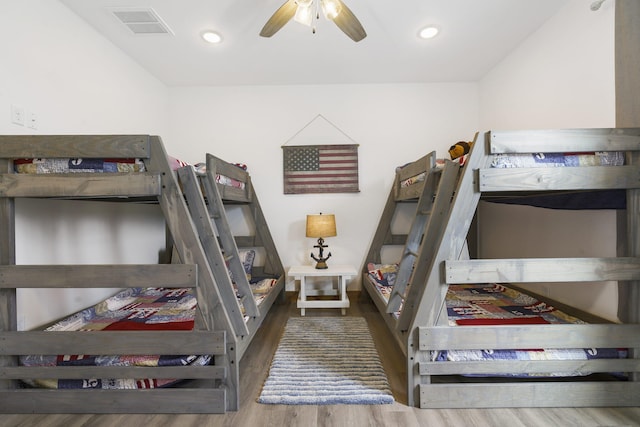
0, 135, 240, 413
177, 153, 285, 361
362, 151, 461, 350
363, 128, 640, 408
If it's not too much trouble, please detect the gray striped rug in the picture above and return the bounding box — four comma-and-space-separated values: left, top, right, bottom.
258, 316, 394, 405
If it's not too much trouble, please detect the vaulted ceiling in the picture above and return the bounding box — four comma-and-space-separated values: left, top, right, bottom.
60, 0, 568, 86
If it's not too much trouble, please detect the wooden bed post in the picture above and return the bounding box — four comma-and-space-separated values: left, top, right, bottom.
616, 0, 640, 326
147, 136, 241, 411
0, 157, 17, 390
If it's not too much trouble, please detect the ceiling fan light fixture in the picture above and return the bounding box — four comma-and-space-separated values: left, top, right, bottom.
321, 0, 342, 20
201, 30, 223, 44
294, 3, 314, 27
418, 25, 440, 40
260, 0, 366, 42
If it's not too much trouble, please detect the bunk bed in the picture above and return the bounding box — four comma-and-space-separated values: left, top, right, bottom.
176, 154, 285, 362
0, 135, 239, 414
362, 128, 640, 408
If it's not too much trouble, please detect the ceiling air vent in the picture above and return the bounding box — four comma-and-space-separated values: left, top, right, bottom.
110, 8, 173, 35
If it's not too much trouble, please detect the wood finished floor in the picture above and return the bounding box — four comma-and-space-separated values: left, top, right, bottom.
2, 291, 640, 427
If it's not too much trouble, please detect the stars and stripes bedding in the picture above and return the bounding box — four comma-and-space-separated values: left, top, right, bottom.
366, 264, 627, 376
490, 151, 624, 168
13, 158, 147, 174
20, 287, 212, 390
13, 157, 248, 191
20, 259, 278, 389
398, 151, 624, 189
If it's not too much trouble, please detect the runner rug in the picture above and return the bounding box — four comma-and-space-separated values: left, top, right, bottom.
257, 316, 394, 405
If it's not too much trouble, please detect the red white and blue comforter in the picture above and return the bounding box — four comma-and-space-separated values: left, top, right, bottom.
20, 287, 211, 389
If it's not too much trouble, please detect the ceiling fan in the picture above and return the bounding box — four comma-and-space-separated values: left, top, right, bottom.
260, 0, 367, 42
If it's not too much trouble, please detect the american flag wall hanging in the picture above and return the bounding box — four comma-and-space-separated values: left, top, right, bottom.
283, 144, 360, 194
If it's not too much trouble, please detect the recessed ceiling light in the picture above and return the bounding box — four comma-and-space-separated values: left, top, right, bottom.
201, 30, 223, 44
418, 26, 439, 40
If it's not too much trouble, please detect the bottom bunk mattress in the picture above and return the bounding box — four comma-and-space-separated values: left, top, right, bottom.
20, 287, 212, 389
230, 249, 280, 321
365, 263, 627, 375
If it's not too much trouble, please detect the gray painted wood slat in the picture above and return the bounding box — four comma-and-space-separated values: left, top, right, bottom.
0, 173, 161, 198
489, 128, 640, 154
1, 365, 226, 380
445, 257, 640, 284
0, 157, 16, 392
0, 264, 197, 288
0, 389, 226, 414
394, 152, 435, 200
420, 358, 640, 376
208, 154, 251, 203
479, 165, 640, 192
0, 331, 226, 355
420, 382, 640, 408
0, 135, 150, 159
419, 324, 640, 350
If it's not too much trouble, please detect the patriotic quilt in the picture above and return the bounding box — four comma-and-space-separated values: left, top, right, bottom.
365, 267, 627, 375
13, 155, 196, 174
490, 151, 624, 168
366, 263, 401, 317
434, 284, 627, 376
194, 161, 248, 190
20, 287, 212, 390
14, 158, 146, 173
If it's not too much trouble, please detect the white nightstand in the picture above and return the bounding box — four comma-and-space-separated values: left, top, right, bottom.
288, 264, 357, 316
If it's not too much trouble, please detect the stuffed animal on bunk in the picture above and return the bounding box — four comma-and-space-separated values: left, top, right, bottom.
448, 139, 473, 166
448, 140, 472, 160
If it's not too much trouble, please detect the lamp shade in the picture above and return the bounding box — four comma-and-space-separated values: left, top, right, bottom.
306, 214, 337, 238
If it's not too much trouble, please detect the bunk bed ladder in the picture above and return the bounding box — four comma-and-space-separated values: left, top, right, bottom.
204, 153, 286, 357
395, 161, 460, 330
177, 165, 254, 337
202, 167, 260, 319
402, 132, 484, 408
387, 162, 459, 316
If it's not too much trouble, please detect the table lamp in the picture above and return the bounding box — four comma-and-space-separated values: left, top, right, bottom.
306, 213, 337, 269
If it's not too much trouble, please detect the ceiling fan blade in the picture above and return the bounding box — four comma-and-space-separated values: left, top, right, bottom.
332, 0, 367, 42
260, 0, 298, 38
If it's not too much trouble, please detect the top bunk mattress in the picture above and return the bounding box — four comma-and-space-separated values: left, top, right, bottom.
483, 150, 627, 210
490, 151, 625, 169
13, 158, 146, 173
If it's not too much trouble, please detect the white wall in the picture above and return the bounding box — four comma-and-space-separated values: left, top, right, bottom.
478, 0, 618, 320
1, 0, 619, 327
166, 84, 479, 291
0, 0, 170, 329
